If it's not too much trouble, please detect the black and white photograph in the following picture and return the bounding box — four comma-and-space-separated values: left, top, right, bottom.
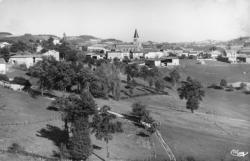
0, 0, 249, 161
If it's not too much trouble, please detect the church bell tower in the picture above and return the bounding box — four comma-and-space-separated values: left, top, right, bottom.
133, 29, 142, 51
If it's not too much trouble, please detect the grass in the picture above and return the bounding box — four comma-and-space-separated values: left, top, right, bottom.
1, 60, 250, 161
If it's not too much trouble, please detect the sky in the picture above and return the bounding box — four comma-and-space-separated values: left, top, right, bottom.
0, 0, 250, 42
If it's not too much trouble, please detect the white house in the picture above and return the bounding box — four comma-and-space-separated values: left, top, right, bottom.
88, 46, 110, 53
145, 52, 167, 59
0, 58, 7, 74
43, 50, 60, 61
0, 42, 10, 48
131, 52, 144, 59
107, 52, 129, 60
9, 54, 43, 68
86, 52, 105, 60
145, 57, 179, 67
210, 50, 222, 59
53, 39, 61, 45
161, 57, 180, 66
226, 49, 237, 63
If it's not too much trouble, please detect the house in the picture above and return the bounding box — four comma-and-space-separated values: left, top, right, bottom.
43, 50, 60, 61
145, 52, 166, 59
86, 52, 105, 60
225, 49, 237, 63
0, 58, 7, 74
9, 54, 43, 68
87, 46, 110, 53
237, 46, 250, 63
0, 42, 10, 48
53, 39, 61, 45
210, 50, 223, 59
145, 57, 179, 67
131, 52, 144, 59
107, 52, 130, 61
161, 57, 180, 66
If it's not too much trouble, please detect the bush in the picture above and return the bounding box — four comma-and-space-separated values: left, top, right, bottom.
89, 81, 107, 98
240, 82, 247, 90
207, 83, 223, 90
11, 77, 31, 89
154, 78, 165, 91
226, 85, 234, 92
8, 143, 25, 153
0, 74, 9, 81
220, 79, 227, 87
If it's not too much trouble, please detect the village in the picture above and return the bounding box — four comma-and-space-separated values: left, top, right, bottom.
0, 1, 250, 161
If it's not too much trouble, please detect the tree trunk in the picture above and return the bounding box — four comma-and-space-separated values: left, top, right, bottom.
106, 142, 110, 159
191, 109, 194, 113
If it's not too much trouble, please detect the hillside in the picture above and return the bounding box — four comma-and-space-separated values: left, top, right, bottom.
0, 34, 59, 43
0, 32, 12, 38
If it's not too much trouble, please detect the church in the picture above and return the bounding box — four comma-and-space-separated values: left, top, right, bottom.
113, 29, 142, 52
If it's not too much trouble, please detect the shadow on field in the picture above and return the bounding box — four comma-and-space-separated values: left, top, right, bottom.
136, 131, 150, 137
36, 124, 68, 147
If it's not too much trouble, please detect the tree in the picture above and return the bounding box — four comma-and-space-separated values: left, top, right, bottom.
91, 105, 123, 159
177, 77, 205, 113
154, 78, 165, 91
169, 69, 180, 86
69, 117, 92, 161
131, 102, 157, 134
220, 79, 227, 87
125, 63, 139, 83
0, 48, 10, 62
52, 92, 98, 160
94, 63, 121, 100
28, 57, 57, 95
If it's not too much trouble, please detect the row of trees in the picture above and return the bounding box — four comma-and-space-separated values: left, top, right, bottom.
28, 56, 121, 100
125, 63, 181, 92
52, 91, 123, 160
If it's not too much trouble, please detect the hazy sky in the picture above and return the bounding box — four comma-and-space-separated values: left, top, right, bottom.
0, 0, 250, 42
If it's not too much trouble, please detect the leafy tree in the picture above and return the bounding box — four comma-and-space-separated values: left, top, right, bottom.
139, 65, 149, 80
95, 63, 121, 100
0, 48, 10, 62
52, 92, 97, 161
240, 82, 247, 90
69, 117, 92, 161
91, 105, 123, 158
125, 63, 139, 83
0, 74, 9, 81
28, 57, 57, 95
131, 102, 154, 124
154, 78, 165, 91
10, 41, 29, 52
169, 69, 180, 86
220, 79, 227, 87
11, 77, 31, 90
72, 63, 96, 93
131, 102, 157, 134
53, 61, 74, 91
178, 77, 205, 113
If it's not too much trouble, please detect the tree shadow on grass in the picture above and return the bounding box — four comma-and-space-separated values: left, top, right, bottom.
36, 124, 68, 148
136, 131, 150, 137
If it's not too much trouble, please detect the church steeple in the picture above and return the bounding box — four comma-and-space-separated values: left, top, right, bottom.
133, 29, 141, 51
134, 29, 139, 38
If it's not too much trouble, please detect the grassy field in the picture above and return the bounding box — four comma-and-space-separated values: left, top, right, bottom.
1, 60, 250, 161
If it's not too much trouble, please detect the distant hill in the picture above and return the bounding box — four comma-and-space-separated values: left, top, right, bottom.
101, 38, 123, 44
0, 34, 59, 43
0, 32, 12, 37
229, 36, 250, 45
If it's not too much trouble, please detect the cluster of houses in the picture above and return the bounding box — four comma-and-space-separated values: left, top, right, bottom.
0, 50, 60, 74
86, 29, 180, 67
